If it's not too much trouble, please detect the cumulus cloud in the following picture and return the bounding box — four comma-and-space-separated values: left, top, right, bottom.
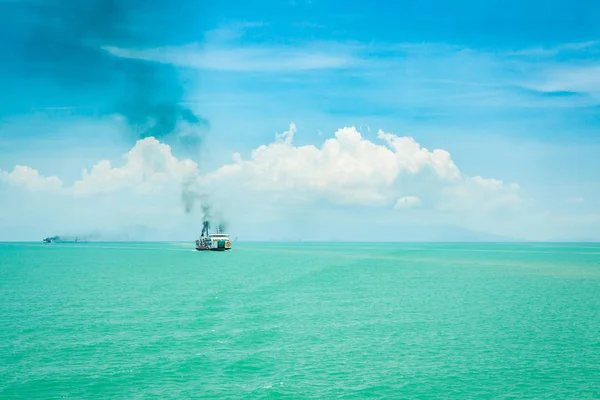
206, 124, 525, 214
1, 124, 529, 221
0, 166, 63, 191
73, 137, 199, 196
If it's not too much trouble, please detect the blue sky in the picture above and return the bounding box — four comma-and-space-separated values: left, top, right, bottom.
1, 0, 599, 241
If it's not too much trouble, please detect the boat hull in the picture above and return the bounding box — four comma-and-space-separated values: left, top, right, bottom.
195, 247, 231, 251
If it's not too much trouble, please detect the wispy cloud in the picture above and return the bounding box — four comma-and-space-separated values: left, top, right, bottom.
102, 24, 600, 114
519, 64, 600, 97
103, 42, 362, 72
502, 41, 600, 57
202, 21, 267, 43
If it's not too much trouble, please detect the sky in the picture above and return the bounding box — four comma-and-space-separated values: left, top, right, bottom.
1, 0, 599, 241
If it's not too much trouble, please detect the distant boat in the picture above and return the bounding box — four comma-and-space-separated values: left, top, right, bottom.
42, 236, 82, 244
195, 221, 232, 251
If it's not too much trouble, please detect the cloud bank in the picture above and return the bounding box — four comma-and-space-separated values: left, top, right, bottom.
203, 124, 526, 216
2, 124, 526, 212
0, 123, 533, 241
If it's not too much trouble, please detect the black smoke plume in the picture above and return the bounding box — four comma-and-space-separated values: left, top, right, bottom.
181, 177, 213, 218
43, 232, 101, 243
8, 0, 215, 219
181, 175, 210, 214
9, 0, 208, 142
5, 0, 223, 228
181, 175, 228, 232
201, 221, 210, 237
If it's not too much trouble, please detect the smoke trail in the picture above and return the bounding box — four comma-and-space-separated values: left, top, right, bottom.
181, 175, 212, 218
44, 231, 102, 242
11, 0, 215, 220
6, 0, 224, 231
181, 174, 228, 232
201, 203, 212, 222
181, 175, 200, 214
10, 0, 208, 142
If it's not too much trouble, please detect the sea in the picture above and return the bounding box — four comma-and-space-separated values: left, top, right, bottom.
1, 241, 599, 399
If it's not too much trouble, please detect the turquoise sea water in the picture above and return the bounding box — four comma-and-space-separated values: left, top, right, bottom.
1, 242, 599, 399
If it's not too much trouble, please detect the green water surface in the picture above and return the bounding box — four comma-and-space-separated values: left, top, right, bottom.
1, 242, 599, 398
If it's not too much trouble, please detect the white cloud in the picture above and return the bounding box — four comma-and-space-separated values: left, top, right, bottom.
102, 42, 360, 72
206, 123, 525, 214
503, 41, 599, 57
0, 165, 63, 191
437, 176, 526, 214
101, 21, 362, 72
566, 196, 585, 204
103, 36, 600, 113
73, 137, 198, 196
202, 22, 266, 44
1, 124, 530, 240
524, 64, 600, 95
394, 196, 421, 209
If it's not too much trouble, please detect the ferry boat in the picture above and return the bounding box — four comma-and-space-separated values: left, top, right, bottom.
195, 221, 232, 251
